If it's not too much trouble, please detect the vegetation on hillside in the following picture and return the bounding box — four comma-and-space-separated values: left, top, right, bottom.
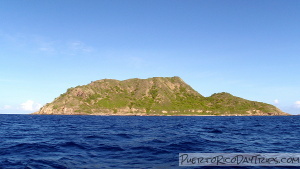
36, 77, 288, 116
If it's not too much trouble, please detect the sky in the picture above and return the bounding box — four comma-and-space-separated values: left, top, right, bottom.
0, 0, 300, 114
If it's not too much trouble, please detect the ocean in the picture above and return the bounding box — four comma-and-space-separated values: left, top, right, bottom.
0, 115, 299, 169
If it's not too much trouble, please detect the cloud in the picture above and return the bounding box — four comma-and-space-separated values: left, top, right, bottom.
37, 41, 56, 52
37, 40, 94, 55
277, 101, 300, 115
4, 105, 12, 109
274, 99, 279, 104
20, 100, 42, 111
1, 105, 12, 110
68, 40, 93, 55
1, 31, 94, 56
39, 47, 54, 52
294, 101, 300, 108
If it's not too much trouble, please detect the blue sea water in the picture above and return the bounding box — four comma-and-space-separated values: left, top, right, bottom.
0, 115, 299, 169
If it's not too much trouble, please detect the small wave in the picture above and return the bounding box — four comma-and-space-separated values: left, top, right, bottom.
59, 141, 87, 150
222, 147, 245, 153
84, 135, 107, 139
25, 159, 69, 169
7, 142, 58, 154
116, 133, 131, 139
0, 159, 24, 168
143, 138, 167, 145
131, 145, 158, 152
94, 144, 124, 151
164, 140, 205, 151
253, 123, 264, 127
151, 139, 166, 144
208, 129, 223, 134
130, 146, 170, 155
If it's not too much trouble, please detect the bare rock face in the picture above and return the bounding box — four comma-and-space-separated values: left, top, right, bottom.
33, 76, 289, 116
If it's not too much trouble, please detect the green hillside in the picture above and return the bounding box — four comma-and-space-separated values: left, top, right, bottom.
34, 76, 288, 116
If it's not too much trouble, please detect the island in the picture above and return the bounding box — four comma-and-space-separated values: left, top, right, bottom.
33, 76, 289, 116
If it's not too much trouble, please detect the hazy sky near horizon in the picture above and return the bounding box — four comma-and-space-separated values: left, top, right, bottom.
1, 0, 300, 114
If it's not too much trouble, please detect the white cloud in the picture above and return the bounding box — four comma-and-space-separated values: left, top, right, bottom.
38, 44, 55, 52
0, 105, 13, 110
294, 101, 300, 108
20, 100, 42, 111
68, 40, 93, 54
1, 31, 93, 56
3, 105, 12, 109
274, 99, 279, 104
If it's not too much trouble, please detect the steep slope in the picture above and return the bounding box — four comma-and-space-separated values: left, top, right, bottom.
34, 76, 288, 116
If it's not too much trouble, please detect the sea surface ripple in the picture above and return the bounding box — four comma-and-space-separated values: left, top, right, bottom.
0, 115, 299, 168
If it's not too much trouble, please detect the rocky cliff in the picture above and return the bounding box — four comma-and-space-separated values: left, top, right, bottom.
33, 76, 289, 116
